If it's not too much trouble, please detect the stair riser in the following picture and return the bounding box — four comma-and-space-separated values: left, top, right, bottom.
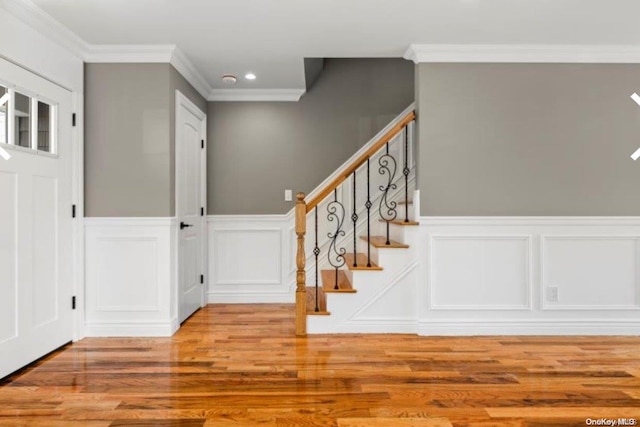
348, 269, 385, 289
374, 249, 416, 274
357, 240, 380, 265
389, 223, 419, 245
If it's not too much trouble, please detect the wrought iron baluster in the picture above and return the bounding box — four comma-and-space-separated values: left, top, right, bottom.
351, 171, 358, 267
327, 189, 346, 290
365, 158, 372, 267
403, 125, 410, 223
379, 142, 398, 245
314, 207, 320, 312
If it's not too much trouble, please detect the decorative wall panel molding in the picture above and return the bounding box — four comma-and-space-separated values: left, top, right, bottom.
84, 218, 177, 336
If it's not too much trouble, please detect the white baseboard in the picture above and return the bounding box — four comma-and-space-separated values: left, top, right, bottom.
418, 319, 640, 336
207, 292, 293, 304
308, 319, 417, 334
84, 318, 179, 337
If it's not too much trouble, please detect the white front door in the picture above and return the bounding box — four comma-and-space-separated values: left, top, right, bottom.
176, 91, 206, 323
0, 58, 73, 379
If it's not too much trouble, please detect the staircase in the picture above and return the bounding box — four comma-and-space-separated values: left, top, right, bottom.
294, 106, 418, 335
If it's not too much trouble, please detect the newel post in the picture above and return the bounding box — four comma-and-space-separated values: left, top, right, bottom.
295, 192, 307, 336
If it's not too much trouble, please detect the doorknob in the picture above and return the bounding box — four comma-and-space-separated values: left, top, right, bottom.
180, 222, 193, 230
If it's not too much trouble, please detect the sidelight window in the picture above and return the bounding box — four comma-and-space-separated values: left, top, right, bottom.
0, 82, 57, 155
14, 91, 30, 148
0, 85, 8, 145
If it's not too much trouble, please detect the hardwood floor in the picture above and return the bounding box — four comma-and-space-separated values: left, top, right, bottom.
1, 304, 639, 426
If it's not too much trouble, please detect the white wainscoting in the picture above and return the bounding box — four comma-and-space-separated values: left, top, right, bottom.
84, 218, 178, 336
207, 215, 293, 303
418, 217, 640, 335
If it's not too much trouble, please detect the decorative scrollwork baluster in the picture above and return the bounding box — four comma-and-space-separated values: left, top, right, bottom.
351, 171, 358, 267
365, 159, 372, 267
314, 207, 320, 312
403, 125, 410, 223
378, 143, 398, 245
327, 189, 346, 289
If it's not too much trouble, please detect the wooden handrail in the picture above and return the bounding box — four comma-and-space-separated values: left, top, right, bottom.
305, 110, 415, 212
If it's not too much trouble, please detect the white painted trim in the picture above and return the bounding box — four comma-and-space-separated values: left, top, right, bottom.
348, 261, 420, 321
207, 293, 293, 304
311, 320, 419, 335
84, 45, 212, 99
175, 90, 208, 319
405, 44, 640, 64
208, 88, 306, 102
428, 235, 533, 311
71, 91, 85, 341
1, 2, 213, 98
540, 234, 640, 311
213, 228, 282, 286
84, 217, 177, 227
175, 89, 207, 121
418, 319, 640, 336
420, 216, 640, 226
207, 215, 293, 303
1, 0, 89, 58
208, 214, 290, 223
87, 45, 211, 98
84, 44, 174, 63
85, 217, 177, 337
84, 318, 179, 337
170, 48, 212, 100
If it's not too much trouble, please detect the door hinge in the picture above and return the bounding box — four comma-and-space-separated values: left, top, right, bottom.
72, 204, 76, 218
72, 296, 76, 310
200, 274, 204, 284
201, 139, 204, 149
72, 113, 76, 127
201, 207, 204, 216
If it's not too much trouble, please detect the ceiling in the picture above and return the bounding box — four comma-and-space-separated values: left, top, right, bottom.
27, 0, 640, 94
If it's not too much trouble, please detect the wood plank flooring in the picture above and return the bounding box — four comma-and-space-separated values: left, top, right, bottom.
1, 304, 639, 426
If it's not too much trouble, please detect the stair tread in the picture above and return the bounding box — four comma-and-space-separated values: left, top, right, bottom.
306, 286, 329, 315
379, 219, 419, 226
321, 270, 356, 293
397, 200, 414, 205
343, 253, 383, 270
360, 236, 409, 248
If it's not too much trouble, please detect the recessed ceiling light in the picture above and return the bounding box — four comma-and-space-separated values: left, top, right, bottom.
222, 74, 237, 84
245, 73, 257, 81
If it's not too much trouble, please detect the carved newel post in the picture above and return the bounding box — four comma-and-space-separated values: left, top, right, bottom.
295, 193, 307, 336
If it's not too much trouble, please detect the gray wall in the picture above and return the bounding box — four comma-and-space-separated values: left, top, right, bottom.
416, 63, 640, 216
208, 58, 414, 214
85, 63, 206, 217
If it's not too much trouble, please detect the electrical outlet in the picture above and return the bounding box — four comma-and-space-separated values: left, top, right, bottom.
547, 286, 559, 302
284, 189, 293, 202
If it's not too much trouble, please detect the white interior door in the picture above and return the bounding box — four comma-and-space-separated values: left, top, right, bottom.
176, 91, 206, 323
0, 58, 73, 379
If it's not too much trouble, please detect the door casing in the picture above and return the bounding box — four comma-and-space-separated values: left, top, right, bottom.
175, 90, 207, 323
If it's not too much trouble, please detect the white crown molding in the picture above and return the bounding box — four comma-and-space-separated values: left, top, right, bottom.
170, 47, 212, 99
405, 44, 640, 64
84, 44, 175, 63
84, 45, 212, 99
1, 0, 212, 98
208, 88, 306, 102
0, 0, 90, 58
